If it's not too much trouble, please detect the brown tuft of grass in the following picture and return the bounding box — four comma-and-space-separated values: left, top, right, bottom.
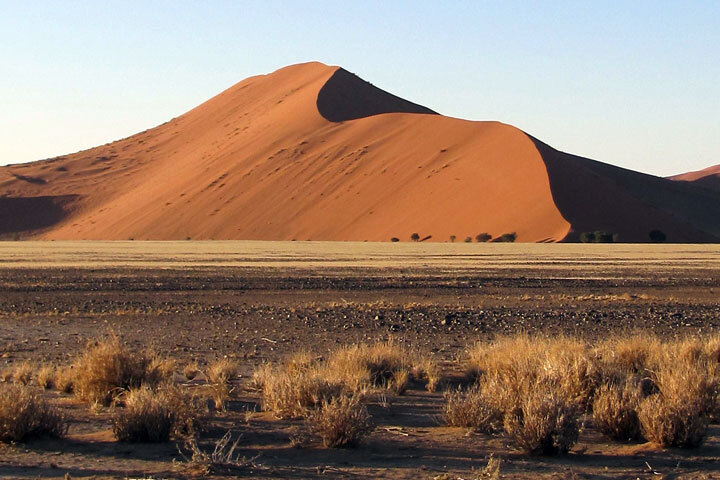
260, 364, 347, 419
112, 385, 207, 442
327, 340, 411, 392
72, 335, 167, 406
13, 362, 34, 385
413, 356, 442, 392
36, 365, 56, 390
182, 431, 256, 475
206, 358, 239, 385
503, 384, 581, 455
592, 380, 642, 441
442, 386, 503, 434
0, 383, 68, 442
55, 366, 75, 394
636, 344, 717, 448
308, 395, 374, 448
596, 334, 660, 376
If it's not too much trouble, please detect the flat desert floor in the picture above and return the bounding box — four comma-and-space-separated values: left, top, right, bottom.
1, 241, 720, 479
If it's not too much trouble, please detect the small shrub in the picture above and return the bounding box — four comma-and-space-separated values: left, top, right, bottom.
182, 431, 255, 475
592, 381, 642, 441
183, 362, 200, 381
37, 365, 56, 390
410, 233, 420, 242
72, 335, 165, 406
493, 232, 517, 243
260, 364, 346, 419
449, 235, 456, 242
308, 395, 374, 448
649, 230, 667, 243
390, 369, 410, 395
443, 386, 503, 434
579, 231, 616, 243
504, 386, 581, 455
464, 236, 472, 243
475, 233, 492, 243
112, 385, 206, 442
638, 394, 707, 448
0, 384, 68, 442
390, 237, 400, 242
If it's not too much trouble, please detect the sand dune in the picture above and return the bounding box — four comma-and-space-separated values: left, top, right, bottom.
1, 62, 718, 242
670, 164, 720, 193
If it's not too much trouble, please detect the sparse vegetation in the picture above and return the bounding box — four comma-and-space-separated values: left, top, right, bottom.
580, 231, 615, 243
112, 385, 207, 442
464, 236, 472, 242
443, 386, 503, 433
449, 235, 456, 242
390, 237, 400, 242
0, 384, 68, 442
72, 335, 172, 406
308, 395, 374, 448
475, 233, 492, 242
410, 233, 420, 242
592, 381, 642, 441
493, 232, 517, 243
37, 365, 56, 389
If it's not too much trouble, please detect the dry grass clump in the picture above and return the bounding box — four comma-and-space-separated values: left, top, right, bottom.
55, 366, 75, 393
327, 341, 412, 392
461, 335, 591, 454
206, 359, 239, 385
467, 335, 599, 409
184, 362, 200, 381
413, 356, 442, 392
308, 395, 374, 448
592, 381, 642, 441
443, 386, 503, 434
596, 334, 660, 376
72, 336, 171, 406
0, 384, 68, 442
112, 385, 208, 442
13, 362, 34, 385
636, 342, 718, 448
504, 385, 581, 455
36, 365, 56, 390
182, 431, 255, 475
260, 361, 347, 419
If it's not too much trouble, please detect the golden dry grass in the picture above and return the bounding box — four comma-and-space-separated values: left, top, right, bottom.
72, 335, 172, 406
592, 381, 642, 441
36, 365, 56, 390
308, 395, 374, 448
0, 383, 67, 442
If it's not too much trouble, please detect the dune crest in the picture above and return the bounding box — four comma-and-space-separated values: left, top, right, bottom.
0, 62, 717, 242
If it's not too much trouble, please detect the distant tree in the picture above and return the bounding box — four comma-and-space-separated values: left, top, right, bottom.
390, 237, 400, 242
464, 236, 472, 243
649, 230, 666, 243
449, 235, 456, 243
579, 232, 594, 243
493, 232, 517, 243
475, 233, 492, 243
594, 231, 614, 243
410, 233, 420, 242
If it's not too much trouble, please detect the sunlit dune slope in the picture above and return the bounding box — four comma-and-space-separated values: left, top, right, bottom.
0, 62, 717, 242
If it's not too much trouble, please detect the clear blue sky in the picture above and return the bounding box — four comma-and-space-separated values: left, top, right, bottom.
1, 1, 718, 176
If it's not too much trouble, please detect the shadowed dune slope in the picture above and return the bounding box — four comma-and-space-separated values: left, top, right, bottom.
670, 164, 720, 193
0, 61, 717, 242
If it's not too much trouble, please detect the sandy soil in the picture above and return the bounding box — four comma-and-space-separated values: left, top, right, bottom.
1, 242, 720, 478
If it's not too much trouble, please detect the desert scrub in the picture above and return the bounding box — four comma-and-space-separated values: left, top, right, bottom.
467, 335, 599, 409
72, 335, 171, 406
636, 346, 718, 448
260, 363, 346, 419
412, 356, 442, 392
592, 380, 642, 441
206, 358, 239, 385
503, 385, 582, 455
36, 365, 56, 390
13, 362, 34, 385
327, 340, 413, 392
112, 385, 208, 442
55, 366, 75, 393
0, 384, 68, 442
308, 395, 374, 448
443, 386, 503, 434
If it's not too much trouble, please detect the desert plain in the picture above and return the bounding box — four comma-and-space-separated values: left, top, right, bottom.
1, 241, 720, 479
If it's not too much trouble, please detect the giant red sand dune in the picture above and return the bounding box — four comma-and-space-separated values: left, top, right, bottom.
670, 164, 720, 193
1, 62, 718, 242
